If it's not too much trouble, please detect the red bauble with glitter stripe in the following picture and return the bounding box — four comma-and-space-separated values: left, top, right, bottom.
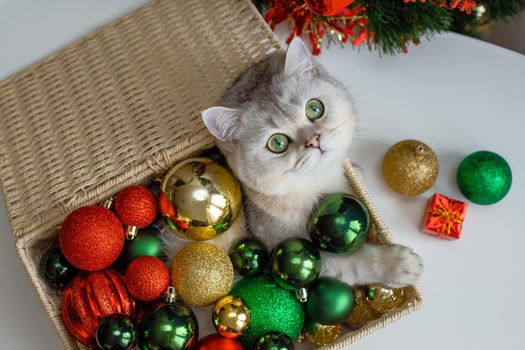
114, 185, 158, 229
59, 205, 124, 271
61, 269, 135, 346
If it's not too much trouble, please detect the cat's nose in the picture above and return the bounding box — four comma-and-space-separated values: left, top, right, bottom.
305, 134, 320, 148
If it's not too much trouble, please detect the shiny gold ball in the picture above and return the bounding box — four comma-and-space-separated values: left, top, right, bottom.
344, 287, 381, 329
161, 157, 242, 241
304, 322, 342, 346
212, 295, 251, 338
171, 242, 234, 307
382, 139, 438, 196
366, 284, 407, 314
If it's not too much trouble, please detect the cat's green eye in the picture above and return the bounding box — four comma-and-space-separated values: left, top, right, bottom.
305, 99, 324, 120
267, 133, 289, 153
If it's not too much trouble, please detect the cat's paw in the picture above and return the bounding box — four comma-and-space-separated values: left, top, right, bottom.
380, 245, 423, 288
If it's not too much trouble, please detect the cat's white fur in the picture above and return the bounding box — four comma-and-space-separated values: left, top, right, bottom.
200, 38, 423, 288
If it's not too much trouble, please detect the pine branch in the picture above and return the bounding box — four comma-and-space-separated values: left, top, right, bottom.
359, 0, 452, 54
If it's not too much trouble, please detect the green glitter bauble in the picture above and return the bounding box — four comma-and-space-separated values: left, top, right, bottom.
305, 276, 355, 325
270, 237, 320, 290
309, 193, 369, 254
229, 238, 269, 277
457, 151, 512, 205
230, 275, 305, 348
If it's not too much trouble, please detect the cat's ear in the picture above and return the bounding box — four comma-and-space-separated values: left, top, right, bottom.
284, 36, 312, 77
201, 106, 239, 142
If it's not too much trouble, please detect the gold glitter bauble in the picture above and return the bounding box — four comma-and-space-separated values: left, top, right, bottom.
161, 157, 242, 241
304, 322, 342, 346
344, 288, 381, 329
171, 242, 234, 307
366, 284, 407, 314
382, 139, 438, 196
212, 295, 251, 338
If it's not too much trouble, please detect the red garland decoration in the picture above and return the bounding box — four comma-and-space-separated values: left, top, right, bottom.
422, 193, 468, 239
265, 0, 368, 55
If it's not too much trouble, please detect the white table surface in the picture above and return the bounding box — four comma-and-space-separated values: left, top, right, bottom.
1, 1, 524, 349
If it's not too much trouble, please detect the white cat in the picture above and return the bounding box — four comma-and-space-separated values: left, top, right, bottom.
200, 38, 422, 288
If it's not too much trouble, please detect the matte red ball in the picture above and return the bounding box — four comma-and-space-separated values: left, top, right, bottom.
114, 185, 157, 228
196, 334, 245, 350
125, 256, 170, 302
62, 269, 135, 346
59, 205, 124, 271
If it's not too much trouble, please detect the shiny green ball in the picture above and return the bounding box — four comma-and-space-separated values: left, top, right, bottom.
457, 151, 512, 205
95, 315, 136, 350
121, 227, 167, 266
270, 237, 320, 290
254, 332, 294, 350
309, 194, 369, 254
229, 238, 269, 277
230, 275, 304, 348
305, 277, 355, 325
39, 247, 77, 288
138, 303, 198, 350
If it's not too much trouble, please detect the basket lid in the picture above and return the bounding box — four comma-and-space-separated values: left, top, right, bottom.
0, 0, 280, 238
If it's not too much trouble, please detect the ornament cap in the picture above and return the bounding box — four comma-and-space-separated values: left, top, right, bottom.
297, 287, 308, 303
100, 197, 114, 209
165, 286, 177, 304
126, 225, 138, 240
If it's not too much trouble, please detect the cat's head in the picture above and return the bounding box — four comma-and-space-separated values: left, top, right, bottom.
201, 37, 355, 195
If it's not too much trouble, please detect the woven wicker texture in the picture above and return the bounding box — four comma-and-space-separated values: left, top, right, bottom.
0, 0, 422, 348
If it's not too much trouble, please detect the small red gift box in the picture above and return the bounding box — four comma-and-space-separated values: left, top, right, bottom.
422, 193, 468, 239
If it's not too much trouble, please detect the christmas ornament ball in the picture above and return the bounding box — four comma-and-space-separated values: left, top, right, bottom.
160, 157, 242, 241
212, 295, 251, 338
62, 269, 135, 346
366, 284, 407, 314
95, 315, 137, 350
253, 332, 294, 350
230, 275, 304, 348
114, 185, 158, 229
305, 277, 355, 325
138, 303, 198, 350
120, 227, 167, 266
304, 320, 342, 346
344, 287, 381, 329
59, 205, 124, 271
456, 151, 512, 205
125, 256, 170, 302
195, 334, 245, 350
270, 237, 321, 290
39, 247, 77, 288
309, 194, 369, 254
229, 238, 269, 277
171, 242, 234, 307
382, 139, 439, 196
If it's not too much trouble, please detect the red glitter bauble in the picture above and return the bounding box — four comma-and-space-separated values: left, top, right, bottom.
59, 205, 124, 271
114, 185, 157, 229
196, 334, 245, 350
125, 256, 170, 302
61, 269, 135, 346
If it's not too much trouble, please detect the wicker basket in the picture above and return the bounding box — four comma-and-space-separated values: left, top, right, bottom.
0, 0, 422, 348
